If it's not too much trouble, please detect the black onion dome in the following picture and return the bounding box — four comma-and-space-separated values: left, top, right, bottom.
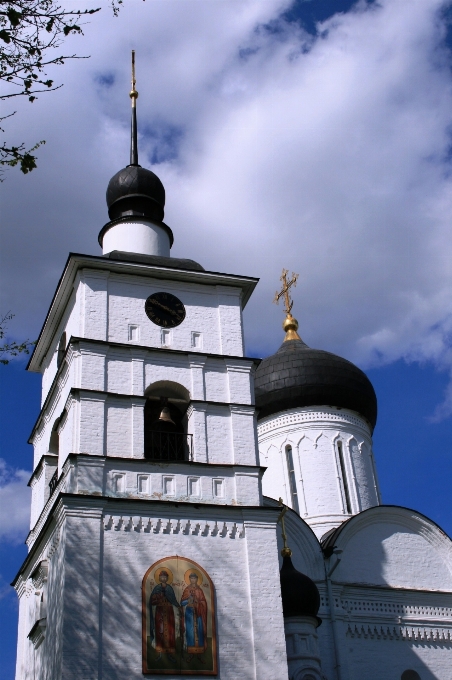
280, 555, 321, 625
255, 338, 377, 431
106, 165, 165, 222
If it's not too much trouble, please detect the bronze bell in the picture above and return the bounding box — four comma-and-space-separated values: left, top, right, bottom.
158, 407, 175, 426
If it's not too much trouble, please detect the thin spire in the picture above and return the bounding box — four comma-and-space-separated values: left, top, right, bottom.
129, 50, 139, 166
273, 269, 301, 342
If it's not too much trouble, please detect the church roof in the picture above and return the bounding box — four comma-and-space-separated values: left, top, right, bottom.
255, 338, 377, 431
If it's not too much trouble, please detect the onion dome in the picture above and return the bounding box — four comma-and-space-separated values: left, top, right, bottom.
280, 554, 322, 625
106, 165, 165, 222
260, 270, 377, 429
256, 274, 377, 429
255, 337, 377, 430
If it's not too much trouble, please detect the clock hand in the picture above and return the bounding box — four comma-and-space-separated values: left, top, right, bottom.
150, 299, 180, 317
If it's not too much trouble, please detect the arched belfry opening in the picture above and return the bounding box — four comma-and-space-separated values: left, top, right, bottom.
144, 381, 191, 461
48, 418, 60, 456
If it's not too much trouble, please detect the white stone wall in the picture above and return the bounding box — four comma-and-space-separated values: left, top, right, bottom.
16, 500, 289, 680
258, 406, 380, 539
40, 269, 245, 406
332, 506, 452, 591
29, 337, 258, 524
15, 523, 65, 680
321, 506, 452, 680
26, 455, 264, 550
279, 504, 452, 680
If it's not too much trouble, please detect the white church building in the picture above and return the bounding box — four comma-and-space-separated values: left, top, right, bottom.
13, 66, 452, 680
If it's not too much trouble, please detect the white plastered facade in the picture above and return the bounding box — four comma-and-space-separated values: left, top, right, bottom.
258, 406, 381, 539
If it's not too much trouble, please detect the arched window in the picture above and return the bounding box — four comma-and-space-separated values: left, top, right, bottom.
48, 418, 60, 455
57, 332, 66, 369
337, 440, 352, 514
144, 381, 191, 461
285, 445, 299, 514
401, 671, 421, 680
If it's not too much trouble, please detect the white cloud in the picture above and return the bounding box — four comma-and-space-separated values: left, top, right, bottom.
0, 460, 30, 545
1, 0, 452, 413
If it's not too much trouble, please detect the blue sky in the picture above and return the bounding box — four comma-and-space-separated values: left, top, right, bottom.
1, 1, 452, 677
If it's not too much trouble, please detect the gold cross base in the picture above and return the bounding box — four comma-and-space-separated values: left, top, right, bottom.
283, 313, 301, 342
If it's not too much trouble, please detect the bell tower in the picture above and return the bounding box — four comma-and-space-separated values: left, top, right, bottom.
13, 54, 289, 680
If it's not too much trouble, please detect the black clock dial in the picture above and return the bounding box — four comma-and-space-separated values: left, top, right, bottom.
145, 292, 186, 328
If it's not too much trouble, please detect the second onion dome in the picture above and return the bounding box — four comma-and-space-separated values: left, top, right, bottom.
255, 275, 377, 431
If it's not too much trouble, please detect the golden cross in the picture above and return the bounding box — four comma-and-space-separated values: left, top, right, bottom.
273, 269, 299, 315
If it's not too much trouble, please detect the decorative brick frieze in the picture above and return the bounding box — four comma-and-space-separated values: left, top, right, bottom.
258, 406, 370, 437
103, 513, 245, 538
346, 622, 452, 643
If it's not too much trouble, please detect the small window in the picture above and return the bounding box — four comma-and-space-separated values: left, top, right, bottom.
213, 479, 224, 498
137, 474, 150, 494
128, 324, 140, 341
163, 476, 175, 496
161, 329, 171, 346
188, 477, 200, 497
337, 440, 352, 514
285, 445, 299, 514
401, 672, 421, 680
111, 473, 125, 493
57, 332, 66, 368
191, 332, 202, 349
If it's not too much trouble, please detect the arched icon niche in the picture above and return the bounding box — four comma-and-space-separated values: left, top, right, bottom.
142, 555, 217, 676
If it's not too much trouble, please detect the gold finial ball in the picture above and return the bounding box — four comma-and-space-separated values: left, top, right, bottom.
281, 547, 293, 557
129, 89, 138, 99
282, 313, 301, 342
282, 314, 298, 333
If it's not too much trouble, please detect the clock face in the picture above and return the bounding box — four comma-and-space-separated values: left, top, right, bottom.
145, 292, 186, 328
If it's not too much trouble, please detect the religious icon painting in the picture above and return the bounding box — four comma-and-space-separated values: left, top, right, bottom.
142, 556, 217, 675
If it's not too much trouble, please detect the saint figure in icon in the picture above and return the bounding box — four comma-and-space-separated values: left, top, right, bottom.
149, 569, 180, 660
181, 571, 208, 659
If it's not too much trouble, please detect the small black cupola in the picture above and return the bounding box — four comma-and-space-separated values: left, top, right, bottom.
278, 500, 322, 626
280, 554, 322, 626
